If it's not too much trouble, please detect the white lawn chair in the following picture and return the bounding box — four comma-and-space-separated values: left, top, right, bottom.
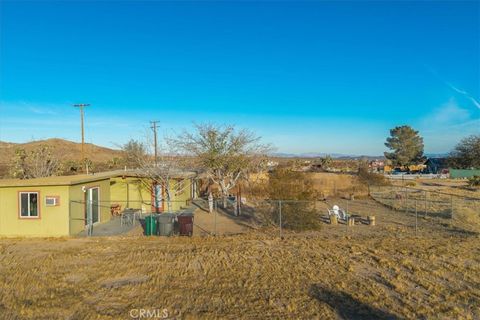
328, 205, 349, 221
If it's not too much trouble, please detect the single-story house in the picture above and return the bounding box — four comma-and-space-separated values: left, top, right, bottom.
424, 158, 449, 174
0, 170, 197, 237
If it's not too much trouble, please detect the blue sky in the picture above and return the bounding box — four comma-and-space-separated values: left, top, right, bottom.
0, 1, 479, 155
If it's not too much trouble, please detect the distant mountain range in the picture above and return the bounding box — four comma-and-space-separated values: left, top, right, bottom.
0, 139, 123, 178
0, 138, 449, 166
271, 152, 449, 160
271, 152, 383, 160
0, 138, 122, 163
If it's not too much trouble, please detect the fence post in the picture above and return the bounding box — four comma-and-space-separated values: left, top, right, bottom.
214, 199, 217, 236
395, 189, 398, 210
415, 200, 418, 237
424, 190, 427, 218
450, 195, 454, 219
405, 187, 408, 214
279, 200, 283, 239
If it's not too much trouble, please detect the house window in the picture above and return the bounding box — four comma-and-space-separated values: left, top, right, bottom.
19, 192, 39, 218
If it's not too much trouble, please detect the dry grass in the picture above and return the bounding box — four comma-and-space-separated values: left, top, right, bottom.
0, 217, 479, 319
243, 171, 363, 200
393, 178, 480, 198
1, 174, 479, 319
308, 172, 367, 198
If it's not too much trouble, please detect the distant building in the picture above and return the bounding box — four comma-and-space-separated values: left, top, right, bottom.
369, 160, 385, 172
424, 158, 449, 174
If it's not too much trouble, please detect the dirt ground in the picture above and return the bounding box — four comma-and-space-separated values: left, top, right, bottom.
192, 208, 250, 236
0, 199, 479, 320
392, 178, 480, 199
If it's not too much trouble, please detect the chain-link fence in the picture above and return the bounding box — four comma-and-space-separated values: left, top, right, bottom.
69, 199, 193, 237
369, 185, 480, 220
69, 188, 480, 238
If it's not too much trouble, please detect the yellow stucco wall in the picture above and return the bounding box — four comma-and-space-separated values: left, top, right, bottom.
168, 178, 192, 211
69, 179, 111, 236
110, 177, 151, 212
110, 177, 193, 213
0, 185, 70, 237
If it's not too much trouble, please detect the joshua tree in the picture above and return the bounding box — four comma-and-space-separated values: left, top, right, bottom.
10, 145, 60, 179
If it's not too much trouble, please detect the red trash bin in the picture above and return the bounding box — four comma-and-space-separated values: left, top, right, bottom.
177, 214, 194, 236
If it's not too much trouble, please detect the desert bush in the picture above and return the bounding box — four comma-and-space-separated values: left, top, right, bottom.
258, 168, 321, 231
279, 201, 320, 231
468, 176, 480, 187
254, 200, 320, 231
62, 160, 81, 175
268, 168, 318, 200
357, 165, 389, 187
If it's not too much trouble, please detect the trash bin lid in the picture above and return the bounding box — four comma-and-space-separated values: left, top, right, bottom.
178, 212, 194, 217
157, 214, 175, 223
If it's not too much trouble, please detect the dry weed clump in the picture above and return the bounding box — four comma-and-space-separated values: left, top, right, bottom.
309, 172, 365, 198
454, 207, 480, 233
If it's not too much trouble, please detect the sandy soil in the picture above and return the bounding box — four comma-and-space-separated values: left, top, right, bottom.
192, 209, 250, 236
393, 178, 480, 199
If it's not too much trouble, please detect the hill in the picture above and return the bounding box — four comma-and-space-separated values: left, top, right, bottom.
0, 138, 123, 177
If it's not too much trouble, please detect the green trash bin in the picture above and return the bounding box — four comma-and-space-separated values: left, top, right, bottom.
144, 214, 158, 236
157, 213, 175, 236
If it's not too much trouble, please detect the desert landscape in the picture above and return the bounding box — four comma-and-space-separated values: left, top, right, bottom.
1, 1, 479, 319
1, 178, 479, 319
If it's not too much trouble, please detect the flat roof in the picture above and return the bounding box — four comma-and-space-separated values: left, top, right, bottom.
0, 170, 127, 188
0, 169, 198, 188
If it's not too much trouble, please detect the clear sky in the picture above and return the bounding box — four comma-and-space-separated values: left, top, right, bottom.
0, 1, 479, 155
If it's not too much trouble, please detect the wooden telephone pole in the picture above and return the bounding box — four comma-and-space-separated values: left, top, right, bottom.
74, 104, 90, 172
150, 121, 160, 166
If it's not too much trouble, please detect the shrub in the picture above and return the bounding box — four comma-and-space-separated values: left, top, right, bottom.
261, 168, 321, 231
357, 165, 389, 187
468, 176, 480, 187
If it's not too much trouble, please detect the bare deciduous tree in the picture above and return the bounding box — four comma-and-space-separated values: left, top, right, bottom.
122, 139, 148, 169
171, 123, 272, 208
448, 134, 480, 169
122, 138, 194, 212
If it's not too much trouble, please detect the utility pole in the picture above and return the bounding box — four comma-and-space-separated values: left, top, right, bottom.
150, 121, 160, 166
74, 104, 90, 172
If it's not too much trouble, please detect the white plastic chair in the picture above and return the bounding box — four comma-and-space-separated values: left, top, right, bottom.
328, 205, 349, 221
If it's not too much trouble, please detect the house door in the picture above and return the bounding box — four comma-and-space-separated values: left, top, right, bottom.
85, 187, 100, 225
